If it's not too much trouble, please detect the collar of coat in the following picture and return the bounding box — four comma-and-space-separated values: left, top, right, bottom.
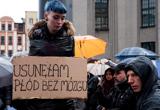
28, 20, 76, 38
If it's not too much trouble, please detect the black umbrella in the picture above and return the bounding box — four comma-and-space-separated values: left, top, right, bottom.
0, 57, 13, 88
115, 47, 159, 61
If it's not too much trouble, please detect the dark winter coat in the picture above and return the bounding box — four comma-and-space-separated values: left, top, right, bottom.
85, 73, 100, 110
125, 56, 160, 110
0, 85, 12, 109
12, 20, 75, 110
98, 80, 136, 110
29, 20, 75, 56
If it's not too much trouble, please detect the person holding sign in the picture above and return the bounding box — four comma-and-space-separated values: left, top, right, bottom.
29, 1, 75, 56
13, 0, 76, 110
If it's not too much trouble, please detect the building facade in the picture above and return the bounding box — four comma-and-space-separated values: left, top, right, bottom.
25, 11, 38, 52
39, 0, 159, 60
0, 16, 26, 57
72, 0, 158, 60
107, 0, 157, 60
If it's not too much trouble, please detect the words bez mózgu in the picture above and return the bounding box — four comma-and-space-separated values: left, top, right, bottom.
14, 79, 87, 92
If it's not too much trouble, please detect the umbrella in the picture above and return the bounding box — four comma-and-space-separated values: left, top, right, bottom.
0, 57, 13, 88
87, 63, 110, 76
10, 51, 28, 61
152, 59, 160, 78
119, 57, 136, 64
115, 47, 159, 61
74, 35, 107, 58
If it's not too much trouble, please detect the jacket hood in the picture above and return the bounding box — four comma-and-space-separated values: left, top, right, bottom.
125, 56, 158, 103
28, 20, 76, 38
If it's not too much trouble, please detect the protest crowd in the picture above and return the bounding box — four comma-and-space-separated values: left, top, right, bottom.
0, 0, 160, 110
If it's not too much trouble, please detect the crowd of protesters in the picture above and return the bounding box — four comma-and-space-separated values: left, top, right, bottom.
85, 56, 160, 110
1, 0, 160, 110
1, 56, 160, 110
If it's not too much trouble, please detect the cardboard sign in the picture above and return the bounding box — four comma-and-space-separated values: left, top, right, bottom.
12, 56, 87, 99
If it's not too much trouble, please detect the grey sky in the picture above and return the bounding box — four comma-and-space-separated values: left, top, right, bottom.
0, 0, 38, 22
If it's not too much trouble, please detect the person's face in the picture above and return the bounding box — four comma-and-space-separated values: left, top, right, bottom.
127, 70, 142, 93
105, 71, 113, 81
44, 11, 66, 33
113, 70, 127, 85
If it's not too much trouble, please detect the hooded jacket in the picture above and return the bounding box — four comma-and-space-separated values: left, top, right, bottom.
28, 20, 75, 56
126, 56, 160, 110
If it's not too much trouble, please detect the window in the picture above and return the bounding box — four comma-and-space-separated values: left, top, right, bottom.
1, 36, 5, 45
8, 50, 12, 57
17, 49, 22, 52
96, 16, 107, 30
101, 0, 107, 3
8, 24, 12, 31
17, 36, 22, 45
8, 36, 12, 45
1, 24, 5, 31
141, 0, 155, 27
18, 24, 24, 32
95, 0, 109, 31
0, 50, 5, 55
29, 18, 33, 24
95, 0, 101, 3
141, 42, 155, 52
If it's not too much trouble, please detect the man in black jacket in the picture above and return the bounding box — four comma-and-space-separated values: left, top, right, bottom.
98, 62, 136, 110
12, 0, 76, 110
126, 56, 160, 110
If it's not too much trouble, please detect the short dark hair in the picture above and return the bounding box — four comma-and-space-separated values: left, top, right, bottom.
104, 68, 115, 76
114, 63, 126, 73
44, 0, 67, 14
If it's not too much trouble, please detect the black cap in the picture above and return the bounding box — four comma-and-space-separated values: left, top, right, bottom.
114, 63, 126, 73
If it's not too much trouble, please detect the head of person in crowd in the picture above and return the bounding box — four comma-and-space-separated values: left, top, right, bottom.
44, 0, 67, 34
113, 63, 127, 85
125, 56, 160, 109
126, 56, 158, 93
103, 68, 114, 81
101, 68, 115, 95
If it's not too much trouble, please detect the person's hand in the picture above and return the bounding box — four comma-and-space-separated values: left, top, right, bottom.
97, 77, 102, 86
100, 59, 109, 64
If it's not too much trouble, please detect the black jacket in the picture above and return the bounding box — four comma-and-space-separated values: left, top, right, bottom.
98, 80, 136, 110
0, 85, 12, 109
29, 21, 74, 57
126, 56, 160, 110
85, 74, 99, 110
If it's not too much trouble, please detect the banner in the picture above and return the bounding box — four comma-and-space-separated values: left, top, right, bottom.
12, 56, 87, 99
